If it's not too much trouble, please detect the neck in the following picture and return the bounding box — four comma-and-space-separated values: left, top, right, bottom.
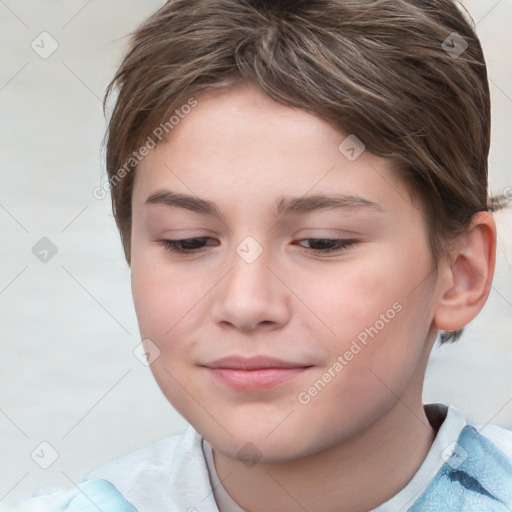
213, 394, 436, 512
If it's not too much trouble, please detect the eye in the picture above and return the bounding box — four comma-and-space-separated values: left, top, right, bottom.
156, 237, 216, 254
296, 238, 358, 255
156, 237, 358, 256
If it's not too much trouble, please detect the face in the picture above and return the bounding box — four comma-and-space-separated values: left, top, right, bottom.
130, 82, 441, 462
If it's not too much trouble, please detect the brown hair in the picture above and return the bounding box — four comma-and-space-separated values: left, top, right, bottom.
103, 0, 499, 343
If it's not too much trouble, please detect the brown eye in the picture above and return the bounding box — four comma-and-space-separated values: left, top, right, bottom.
157, 237, 215, 254
297, 238, 358, 255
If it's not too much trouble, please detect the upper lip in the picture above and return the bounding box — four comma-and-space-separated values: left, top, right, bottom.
203, 356, 312, 370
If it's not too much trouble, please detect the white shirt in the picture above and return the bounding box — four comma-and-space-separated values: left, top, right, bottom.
81, 404, 512, 511
8, 404, 512, 511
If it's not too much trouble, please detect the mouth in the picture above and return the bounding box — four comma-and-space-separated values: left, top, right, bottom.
202, 355, 314, 391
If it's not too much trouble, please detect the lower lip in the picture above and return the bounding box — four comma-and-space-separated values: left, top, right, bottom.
206, 367, 311, 391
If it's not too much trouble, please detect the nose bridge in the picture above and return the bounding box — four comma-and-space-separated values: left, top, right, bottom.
211, 234, 289, 331
228, 234, 274, 299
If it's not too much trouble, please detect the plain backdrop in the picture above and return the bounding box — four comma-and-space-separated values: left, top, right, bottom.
0, 0, 511, 506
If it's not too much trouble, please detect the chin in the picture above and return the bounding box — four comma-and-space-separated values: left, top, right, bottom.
198, 413, 337, 464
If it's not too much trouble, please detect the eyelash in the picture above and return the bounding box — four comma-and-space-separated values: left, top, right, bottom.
156, 237, 358, 256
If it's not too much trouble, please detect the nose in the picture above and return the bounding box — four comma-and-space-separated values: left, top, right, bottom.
210, 241, 291, 333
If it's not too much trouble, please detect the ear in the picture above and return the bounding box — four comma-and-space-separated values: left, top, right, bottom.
433, 211, 497, 334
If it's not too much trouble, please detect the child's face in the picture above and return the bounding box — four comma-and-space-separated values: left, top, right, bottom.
130, 82, 442, 461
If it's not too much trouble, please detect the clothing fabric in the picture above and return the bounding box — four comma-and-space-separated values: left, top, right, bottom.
6, 404, 512, 511
5, 480, 136, 511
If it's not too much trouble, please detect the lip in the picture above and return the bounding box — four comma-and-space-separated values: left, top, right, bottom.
202, 356, 313, 391
204, 355, 310, 370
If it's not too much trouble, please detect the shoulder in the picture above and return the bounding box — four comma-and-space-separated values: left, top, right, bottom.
412, 406, 512, 511
84, 424, 197, 483
82, 424, 219, 512
6, 426, 220, 512
5, 480, 137, 511
476, 422, 512, 459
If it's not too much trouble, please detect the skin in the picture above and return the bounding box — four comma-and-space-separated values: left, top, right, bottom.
130, 82, 496, 512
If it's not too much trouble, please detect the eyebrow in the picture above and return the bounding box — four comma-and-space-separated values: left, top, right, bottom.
145, 189, 384, 217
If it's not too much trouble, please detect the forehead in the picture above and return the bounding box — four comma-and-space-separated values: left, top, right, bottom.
133, 83, 412, 217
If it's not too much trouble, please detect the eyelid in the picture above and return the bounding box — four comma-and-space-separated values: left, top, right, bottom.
296, 238, 358, 255
155, 236, 359, 257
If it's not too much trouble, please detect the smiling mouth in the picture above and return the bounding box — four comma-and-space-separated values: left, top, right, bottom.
202, 356, 314, 391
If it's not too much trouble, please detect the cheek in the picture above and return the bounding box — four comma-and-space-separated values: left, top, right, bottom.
302, 245, 435, 378
130, 257, 207, 413
295, 255, 408, 341
130, 248, 201, 342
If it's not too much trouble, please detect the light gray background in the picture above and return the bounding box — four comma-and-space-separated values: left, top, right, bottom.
0, 0, 511, 506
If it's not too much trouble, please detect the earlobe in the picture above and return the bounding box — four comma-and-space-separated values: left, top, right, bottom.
433, 211, 497, 333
